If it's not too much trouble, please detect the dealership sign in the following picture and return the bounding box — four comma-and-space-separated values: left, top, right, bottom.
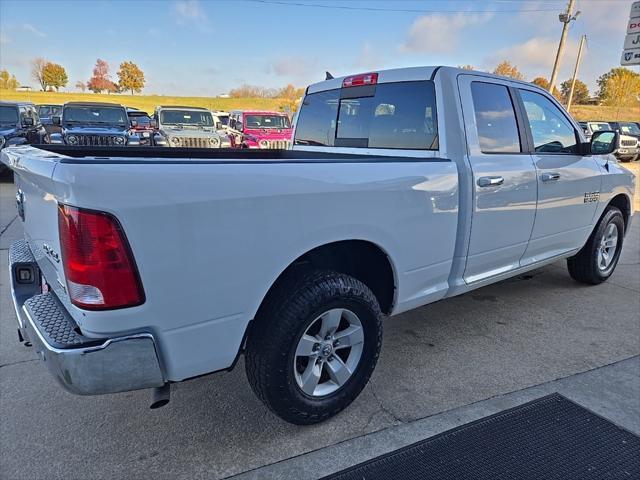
621, 2, 640, 65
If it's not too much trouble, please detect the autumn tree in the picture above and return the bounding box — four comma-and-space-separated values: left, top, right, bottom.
75, 80, 86, 92
0, 70, 19, 89
560, 79, 589, 105
117, 61, 145, 95
531, 77, 560, 99
31, 57, 48, 90
493, 61, 524, 80
42, 62, 68, 91
596, 68, 640, 107
87, 59, 116, 93
276, 84, 306, 111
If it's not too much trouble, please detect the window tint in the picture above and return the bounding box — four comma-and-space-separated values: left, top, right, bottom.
245, 115, 290, 129
519, 89, 578, 154
471, 82, 521, 153
0, 106, 19, 125
294, 89, 339, 146
294, 81, 438, 149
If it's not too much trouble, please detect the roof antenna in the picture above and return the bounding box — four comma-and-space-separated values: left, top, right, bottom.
325, 71, 334, 80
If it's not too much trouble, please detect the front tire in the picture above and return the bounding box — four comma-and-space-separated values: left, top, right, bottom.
245, 269, 383, 425
567, 206, 624, 285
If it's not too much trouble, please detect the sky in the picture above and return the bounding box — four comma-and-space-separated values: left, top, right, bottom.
0, 0, 635, 97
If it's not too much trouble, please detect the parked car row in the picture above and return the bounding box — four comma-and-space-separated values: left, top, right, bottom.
579, 121, 640, 162
47, 102, 292, 149
0, 100, 294, 154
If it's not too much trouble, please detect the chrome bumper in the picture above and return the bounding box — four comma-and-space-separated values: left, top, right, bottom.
9, 240, 165, 395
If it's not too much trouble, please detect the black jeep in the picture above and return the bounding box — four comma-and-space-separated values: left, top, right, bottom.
51, 102, 140, 146
0, 101, 48, 174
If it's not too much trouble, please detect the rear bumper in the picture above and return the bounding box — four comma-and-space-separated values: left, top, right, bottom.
9, 239, 165, 395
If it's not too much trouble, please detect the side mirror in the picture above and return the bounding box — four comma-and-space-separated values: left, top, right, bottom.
216, 121, 222, 130
590, 131, 618, 155
22, 117, 35, 127
236, 122, 243, 132
52, 116, 61, 125
130, 119, 138, 128
150, 119, 157, 129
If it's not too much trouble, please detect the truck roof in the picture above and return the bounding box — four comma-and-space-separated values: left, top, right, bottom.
64, 101, 125, 108
0, 101, 35, 107
232, 110, 288, 116
306, 65, 545, 94
156, 105, 209, 110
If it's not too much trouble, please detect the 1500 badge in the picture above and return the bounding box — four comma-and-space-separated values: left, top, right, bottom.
584, 192, 600, 203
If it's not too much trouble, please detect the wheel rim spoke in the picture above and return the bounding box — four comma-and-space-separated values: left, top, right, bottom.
300, 361, 321, 395
296, 334, 318, 357
597, 223, 619, 271
320, 309, 343, 338
294, 307, 364, 397
326, 356, 352, 387
334, 325, 364, 349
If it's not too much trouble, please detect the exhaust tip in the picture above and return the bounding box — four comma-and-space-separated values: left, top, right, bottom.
150, 384, 171, 409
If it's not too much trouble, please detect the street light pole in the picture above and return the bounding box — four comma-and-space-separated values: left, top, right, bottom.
566, 35, 586, 112
549, 0, 579, 93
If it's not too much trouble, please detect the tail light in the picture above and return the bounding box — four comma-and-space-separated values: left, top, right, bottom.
342, 72, 378, 88
58, 205, 145, 310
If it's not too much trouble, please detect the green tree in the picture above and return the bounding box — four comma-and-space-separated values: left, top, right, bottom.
493, 61, 524, 80
559, 79, 589, 105
531, 77, 560, 99
117, 61, 145, 95
596, 67, 640, 107
42, 62, 68, 91
0, 69, 19, 89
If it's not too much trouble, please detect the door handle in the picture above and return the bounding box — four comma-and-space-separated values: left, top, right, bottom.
477, 176, 504, 187
541, 172, 561, 182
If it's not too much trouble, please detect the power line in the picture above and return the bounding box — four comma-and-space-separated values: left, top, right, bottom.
242, 0, 564, 13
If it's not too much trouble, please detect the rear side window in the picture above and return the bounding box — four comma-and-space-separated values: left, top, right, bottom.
471, 82, 521, 153
294, 81, 438, 150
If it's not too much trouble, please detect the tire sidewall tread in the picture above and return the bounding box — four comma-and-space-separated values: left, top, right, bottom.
245, 268, 383, 425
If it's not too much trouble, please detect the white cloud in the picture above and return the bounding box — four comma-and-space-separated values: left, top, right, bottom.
400, 13, 493, 54
483, 37, 579, 79
354, 42, 383, 70
270, 56, 312, 77
173, 0, 211, 32
22, 23, 45, 38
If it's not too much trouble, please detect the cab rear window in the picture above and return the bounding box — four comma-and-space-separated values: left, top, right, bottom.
294, 81, 438, 150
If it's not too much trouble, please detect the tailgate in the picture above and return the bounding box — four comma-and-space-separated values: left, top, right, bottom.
2, 147, 67, 295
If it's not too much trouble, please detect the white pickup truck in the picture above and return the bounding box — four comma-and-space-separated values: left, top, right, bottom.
4, 66, 634, 425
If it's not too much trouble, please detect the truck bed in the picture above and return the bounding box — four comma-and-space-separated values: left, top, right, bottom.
2, 145, 459, 381
33, 144, 450, 163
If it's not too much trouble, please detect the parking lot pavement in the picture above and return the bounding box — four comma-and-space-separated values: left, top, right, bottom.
1, 164, 639, 480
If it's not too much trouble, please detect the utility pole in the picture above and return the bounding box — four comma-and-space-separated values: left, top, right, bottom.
566, 35, 586, 112
549, 0, 580, 93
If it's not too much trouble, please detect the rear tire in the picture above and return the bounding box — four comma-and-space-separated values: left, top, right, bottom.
567, 206, 624, 285
245, 269, 383, 425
